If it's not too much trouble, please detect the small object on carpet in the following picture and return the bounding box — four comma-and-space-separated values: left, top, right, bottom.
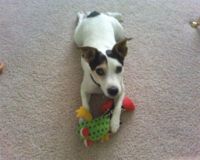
0, 62, 4, 74
190, 17, 200, 28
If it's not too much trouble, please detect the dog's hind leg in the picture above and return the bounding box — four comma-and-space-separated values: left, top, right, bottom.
74, 12, 85, 47
106, 12, 123, 22
76, 11, 85, 26
111, 17, 126, 42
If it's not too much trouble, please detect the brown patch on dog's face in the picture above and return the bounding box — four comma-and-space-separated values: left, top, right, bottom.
91, 62, 108, 81
80, 46, 107, 71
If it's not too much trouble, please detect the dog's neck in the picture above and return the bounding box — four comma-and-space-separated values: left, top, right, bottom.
90, 74, 100, 87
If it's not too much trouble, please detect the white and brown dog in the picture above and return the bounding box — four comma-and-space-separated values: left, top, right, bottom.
74, 11, 131, 133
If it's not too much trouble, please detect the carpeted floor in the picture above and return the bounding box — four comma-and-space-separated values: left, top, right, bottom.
0, 0, 200, 160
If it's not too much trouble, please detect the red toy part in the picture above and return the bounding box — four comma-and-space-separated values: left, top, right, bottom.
84, 139, 94, 147
101, 96, 136, 113
100, 99, 114, 113
122, 96, 136, 112
80, 128, 90, 138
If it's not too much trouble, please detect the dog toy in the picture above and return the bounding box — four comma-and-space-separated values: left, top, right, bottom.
76, 96, 136, 147
101, 96, 136, 113
0, 62, 4, 74
76, 107, 111, 147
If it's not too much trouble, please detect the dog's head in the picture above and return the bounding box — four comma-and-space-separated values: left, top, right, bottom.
80, 38, 131, 98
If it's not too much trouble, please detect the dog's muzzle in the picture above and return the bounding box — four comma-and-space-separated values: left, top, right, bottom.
107, 86, 118, 96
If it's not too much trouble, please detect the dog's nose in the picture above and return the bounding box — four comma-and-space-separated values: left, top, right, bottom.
107, 86, 118, 96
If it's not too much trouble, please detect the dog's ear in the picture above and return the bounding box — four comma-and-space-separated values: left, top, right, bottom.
112, 38, 132, 58
80, 46, 98, 62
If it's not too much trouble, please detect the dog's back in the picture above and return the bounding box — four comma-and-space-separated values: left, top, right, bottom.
74, 11, 117, 50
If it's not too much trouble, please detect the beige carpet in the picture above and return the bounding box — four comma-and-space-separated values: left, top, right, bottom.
1, 0, 200, 160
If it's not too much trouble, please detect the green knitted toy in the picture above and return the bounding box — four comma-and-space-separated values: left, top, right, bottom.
76, 106, 111, 147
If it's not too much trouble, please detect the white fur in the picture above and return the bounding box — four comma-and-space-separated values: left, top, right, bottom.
74, 11, 125, 133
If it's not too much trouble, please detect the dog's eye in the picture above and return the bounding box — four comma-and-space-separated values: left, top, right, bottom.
96, 68, 105, 76
116, 66, 122, 73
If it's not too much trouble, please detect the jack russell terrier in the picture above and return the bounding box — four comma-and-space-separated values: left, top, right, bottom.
74, 11, 131, 133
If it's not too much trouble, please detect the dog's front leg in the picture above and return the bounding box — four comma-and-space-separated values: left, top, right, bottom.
80, 79, 92, 111
80, 89, 91, 111
110, 92, 125, 133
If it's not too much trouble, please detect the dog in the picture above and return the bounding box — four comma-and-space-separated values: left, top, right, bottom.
74, 11, 131, 133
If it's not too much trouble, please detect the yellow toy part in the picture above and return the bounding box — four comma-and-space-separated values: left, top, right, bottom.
100, 133, 110, 142
75, 106, 93, 121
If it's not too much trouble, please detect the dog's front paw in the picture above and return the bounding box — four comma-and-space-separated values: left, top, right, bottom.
110, 117, 120, 133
